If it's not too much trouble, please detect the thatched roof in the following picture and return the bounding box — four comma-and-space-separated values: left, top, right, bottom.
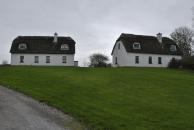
111, 33, 182, 55
10, 36, 75, 54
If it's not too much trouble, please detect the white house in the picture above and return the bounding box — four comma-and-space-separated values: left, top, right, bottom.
10, 33, 77, 66
111, 33, 182, 67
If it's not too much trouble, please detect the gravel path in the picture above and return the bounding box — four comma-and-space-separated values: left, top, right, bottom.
0, 86, 85, 130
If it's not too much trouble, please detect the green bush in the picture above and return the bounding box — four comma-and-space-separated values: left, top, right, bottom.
168, 58, 182, 68
182, 56, 194, 70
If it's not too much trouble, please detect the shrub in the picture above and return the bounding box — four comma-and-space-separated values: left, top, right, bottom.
106, 63, 112, 67
168, 58, 182, 69
89, 53, 109, 67
181, 56, 194, 70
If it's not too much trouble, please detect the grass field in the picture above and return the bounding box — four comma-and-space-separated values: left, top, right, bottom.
0, 66, 194, 130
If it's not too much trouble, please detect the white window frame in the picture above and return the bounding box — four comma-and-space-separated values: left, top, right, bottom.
62, 56, 67, 63
61, 44, 69, 50
133, 43, 141, 49
34, 56, 39, 63
20, 56, 24, 63
170, 45, 177, 52
158, 57, 162, 64
135, 56, 139, 64
46, 56, 50, 63
18, 43, 27, 50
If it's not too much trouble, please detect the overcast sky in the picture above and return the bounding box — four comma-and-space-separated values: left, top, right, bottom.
0, 0, 194, 66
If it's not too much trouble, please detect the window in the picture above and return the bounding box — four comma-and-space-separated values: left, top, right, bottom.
62, 56, 67, 63
115, 57, 118, 65
20, 56, 24, 63
18, 43, 27, 50
61, 44, 69, 50
149, 56, 152, 64
170, 45, 177, 52
46, 56, 50, 63
133, 43, 141, 49
118, 43, 120, 50
135, 56, 139, 64
34, 56, 39, 63
158, 57, 162, 64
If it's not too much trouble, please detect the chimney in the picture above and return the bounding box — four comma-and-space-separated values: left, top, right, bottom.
53, 32, 58, 43
156, 33, 162, 43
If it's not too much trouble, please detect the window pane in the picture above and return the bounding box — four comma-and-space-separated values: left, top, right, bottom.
115, 57, 117, 64
34, 56, 39, 63
46, 56, 50, 63
135, 56, 139, 64
62, 56, 66, 63
18, 43, 27, 50
170, 45, 177, 52
61, 44, 69, 50
20, 56, 24, 63
133, 43, 141, 49
149, 57, 152, 64
158, 57, 162, 64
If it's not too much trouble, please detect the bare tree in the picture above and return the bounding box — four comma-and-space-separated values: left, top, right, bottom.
89, 53, 109, 67
170, 26, 194, 56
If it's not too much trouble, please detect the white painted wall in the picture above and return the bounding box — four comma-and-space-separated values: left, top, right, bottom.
11, 54, 74, 66
112, 41, 182, 67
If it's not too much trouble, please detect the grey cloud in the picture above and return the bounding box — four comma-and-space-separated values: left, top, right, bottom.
0, 0, 194, 65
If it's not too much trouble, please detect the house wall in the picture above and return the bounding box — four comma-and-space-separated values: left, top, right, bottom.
11, 54, 74, 66
112, 41, 182, 67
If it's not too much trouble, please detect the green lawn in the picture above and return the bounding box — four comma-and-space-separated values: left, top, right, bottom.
0, 66, 194, 130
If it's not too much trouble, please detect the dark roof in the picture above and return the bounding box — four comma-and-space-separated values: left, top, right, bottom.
111, 33, 183, 55
10, 36, 76, 54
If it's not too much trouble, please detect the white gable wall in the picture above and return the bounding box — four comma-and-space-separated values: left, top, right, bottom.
112, 41, 182, 67
11, 54, 74, 66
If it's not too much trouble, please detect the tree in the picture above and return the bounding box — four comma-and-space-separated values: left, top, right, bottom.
170, 26, 194, 56
89, 53, 109, 67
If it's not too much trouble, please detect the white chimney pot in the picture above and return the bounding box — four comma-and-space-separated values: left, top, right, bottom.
53, 32, 58, 43
156, 33, 162, 43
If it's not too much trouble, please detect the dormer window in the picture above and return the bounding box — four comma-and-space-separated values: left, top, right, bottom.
61, 44, 69, 50
18, 43, 27, 50
133, 42, 141, 49
170, 45, 177, 52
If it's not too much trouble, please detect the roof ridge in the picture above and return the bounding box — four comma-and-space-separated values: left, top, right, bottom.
17, 36, 71, 38
120, 33, 157, 38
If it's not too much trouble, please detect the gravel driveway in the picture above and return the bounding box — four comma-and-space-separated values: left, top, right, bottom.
0, 86, 85, 130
